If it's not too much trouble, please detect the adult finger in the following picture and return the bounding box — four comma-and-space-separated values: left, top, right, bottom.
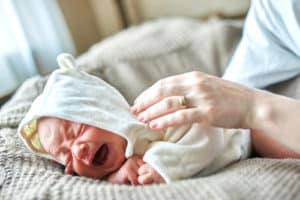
137, 96, 188, 123
148, 108, 204, 129
132, 73, 191, 114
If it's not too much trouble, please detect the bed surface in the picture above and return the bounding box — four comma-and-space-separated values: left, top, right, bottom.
1, 17, 300, 200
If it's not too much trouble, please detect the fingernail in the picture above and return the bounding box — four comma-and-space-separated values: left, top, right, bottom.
138, 115, 145, 122
150, 122, 158, 129
131, 107, 137, 114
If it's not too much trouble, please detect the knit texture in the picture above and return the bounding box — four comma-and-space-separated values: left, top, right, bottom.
1, 17, 300, 200
1, 128, 300, 200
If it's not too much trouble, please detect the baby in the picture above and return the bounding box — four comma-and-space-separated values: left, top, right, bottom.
18, 54, 252, 185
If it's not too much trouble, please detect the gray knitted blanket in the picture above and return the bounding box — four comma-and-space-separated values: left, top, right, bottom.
1, 18, 300, 200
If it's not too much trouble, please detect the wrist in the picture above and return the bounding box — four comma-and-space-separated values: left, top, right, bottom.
251, 90, 300, 153
247, 89, 274, 130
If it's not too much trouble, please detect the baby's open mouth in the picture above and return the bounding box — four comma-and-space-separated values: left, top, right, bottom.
93, 144, 109, 165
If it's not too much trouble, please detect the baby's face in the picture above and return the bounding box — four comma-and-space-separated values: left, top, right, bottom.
38, 117, 127, 179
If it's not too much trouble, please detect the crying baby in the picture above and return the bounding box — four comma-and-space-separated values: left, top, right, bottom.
18, 54, 251, 185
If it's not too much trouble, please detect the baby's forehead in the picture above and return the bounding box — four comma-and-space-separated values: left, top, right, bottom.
39, 117, 69, 126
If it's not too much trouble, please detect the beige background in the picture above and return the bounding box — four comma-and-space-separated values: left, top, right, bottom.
122, 0, 250, 24
58, 0, 124, 54
58, 0, 250, 54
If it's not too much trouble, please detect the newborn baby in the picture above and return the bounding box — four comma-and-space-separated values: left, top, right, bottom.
18, 54, 251, 185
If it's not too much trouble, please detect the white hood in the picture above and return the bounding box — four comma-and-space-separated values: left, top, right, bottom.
17, 53, 150, 163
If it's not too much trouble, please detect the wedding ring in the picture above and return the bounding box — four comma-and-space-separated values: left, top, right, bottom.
178, 96, 187, 108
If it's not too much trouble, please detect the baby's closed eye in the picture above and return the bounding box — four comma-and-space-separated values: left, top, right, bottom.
71, 123, 85, 139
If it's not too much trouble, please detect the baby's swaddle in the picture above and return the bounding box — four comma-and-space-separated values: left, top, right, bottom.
18, 54, 251, 182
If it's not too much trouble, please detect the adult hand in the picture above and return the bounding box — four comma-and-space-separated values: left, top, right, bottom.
131, 71, 256, 130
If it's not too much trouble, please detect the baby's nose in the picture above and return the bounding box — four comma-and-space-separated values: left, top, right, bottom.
72, 143, 90, 165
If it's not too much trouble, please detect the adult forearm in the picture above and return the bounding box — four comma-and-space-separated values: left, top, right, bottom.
132, 71, 300, 153
250, 89, 300, 153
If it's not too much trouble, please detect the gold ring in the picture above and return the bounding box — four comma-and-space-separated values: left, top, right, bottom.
178, 96, 187, 108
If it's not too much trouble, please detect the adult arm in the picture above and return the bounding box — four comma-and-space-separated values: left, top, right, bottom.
132, 71, 300, 154
249, 88, 300, 154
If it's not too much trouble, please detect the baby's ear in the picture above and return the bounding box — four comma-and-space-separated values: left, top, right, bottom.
57, 53, 77, 70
